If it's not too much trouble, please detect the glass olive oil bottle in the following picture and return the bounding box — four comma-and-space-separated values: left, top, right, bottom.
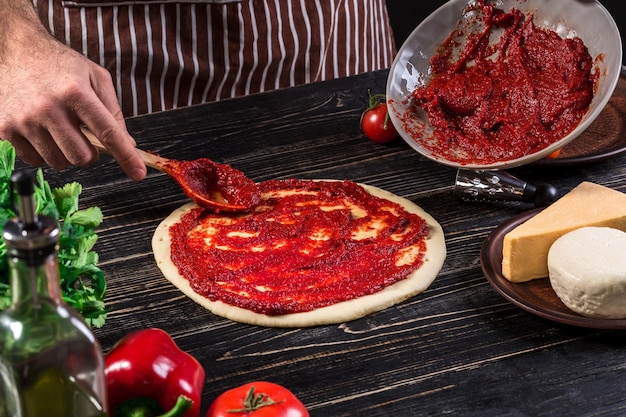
0, 169, 107, 417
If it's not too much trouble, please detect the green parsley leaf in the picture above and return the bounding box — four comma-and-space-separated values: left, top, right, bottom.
0, 140, 107, 327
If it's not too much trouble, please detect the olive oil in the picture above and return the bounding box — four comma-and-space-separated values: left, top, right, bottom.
10, 365, 106, 416
0, 170, 107, 416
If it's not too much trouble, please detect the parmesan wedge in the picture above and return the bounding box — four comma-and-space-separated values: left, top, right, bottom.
502, 182, 626, 282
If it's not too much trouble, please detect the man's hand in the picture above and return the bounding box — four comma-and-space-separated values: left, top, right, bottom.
0, 0, 146, 180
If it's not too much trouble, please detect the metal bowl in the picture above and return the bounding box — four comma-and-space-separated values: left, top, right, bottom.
386, 0, 623, 170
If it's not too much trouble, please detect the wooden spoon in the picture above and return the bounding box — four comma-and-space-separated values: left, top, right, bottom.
81, 127, 260, 212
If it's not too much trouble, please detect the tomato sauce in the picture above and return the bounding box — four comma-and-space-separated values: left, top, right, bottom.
164, 158, 260, 209
412, 1, 597, 164
169, 179, 429, 315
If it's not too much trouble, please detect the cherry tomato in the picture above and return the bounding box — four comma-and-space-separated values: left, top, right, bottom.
361, 93, 398, 143
545, 148, 562, 159
206, 381, 309, 417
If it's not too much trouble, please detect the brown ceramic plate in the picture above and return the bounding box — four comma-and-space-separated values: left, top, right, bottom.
480, 209, 626, 329
532, 69, 626, 167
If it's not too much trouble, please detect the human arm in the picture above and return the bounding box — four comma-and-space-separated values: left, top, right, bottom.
0, 0, 146, 180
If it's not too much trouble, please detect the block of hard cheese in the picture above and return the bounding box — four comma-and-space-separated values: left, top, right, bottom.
502, 182, 626, 282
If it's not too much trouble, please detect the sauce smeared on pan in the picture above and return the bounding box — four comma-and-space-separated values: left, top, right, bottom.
412, 0, 597, 164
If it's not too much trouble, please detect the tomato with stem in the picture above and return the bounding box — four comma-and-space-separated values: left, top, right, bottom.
206, 381, 309, 417
361, 93, 398, 143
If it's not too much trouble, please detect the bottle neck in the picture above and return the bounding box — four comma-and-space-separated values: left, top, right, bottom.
9, 251, 62, 307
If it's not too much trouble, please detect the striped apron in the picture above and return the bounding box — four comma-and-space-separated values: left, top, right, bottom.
32, 0, 397, 116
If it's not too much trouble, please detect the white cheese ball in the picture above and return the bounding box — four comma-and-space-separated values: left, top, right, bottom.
548, 227, 626, 319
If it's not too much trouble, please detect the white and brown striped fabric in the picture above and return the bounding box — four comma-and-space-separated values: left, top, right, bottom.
32, 0, 397, 116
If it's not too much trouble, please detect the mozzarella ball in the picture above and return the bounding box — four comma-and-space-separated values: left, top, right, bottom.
548, 227, 626, 319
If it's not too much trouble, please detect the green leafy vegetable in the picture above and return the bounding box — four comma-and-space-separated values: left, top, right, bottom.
0, 140, 107, 327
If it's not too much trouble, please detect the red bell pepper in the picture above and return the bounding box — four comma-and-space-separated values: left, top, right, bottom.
105, 328, 205, 417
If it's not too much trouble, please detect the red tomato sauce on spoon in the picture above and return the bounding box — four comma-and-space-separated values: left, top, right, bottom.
162, 158, 260, 211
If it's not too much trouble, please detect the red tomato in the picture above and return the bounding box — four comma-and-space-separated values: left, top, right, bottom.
361, 94, 398, 144
206, 381, 309, 417
545, 148, 562, 159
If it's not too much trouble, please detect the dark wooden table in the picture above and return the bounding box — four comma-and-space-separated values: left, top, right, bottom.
43, 69, 626, 416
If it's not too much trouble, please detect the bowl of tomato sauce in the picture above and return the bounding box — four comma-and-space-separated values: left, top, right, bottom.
386, 0, 622, 170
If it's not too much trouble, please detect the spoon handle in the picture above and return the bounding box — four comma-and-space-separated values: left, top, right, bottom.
81, 126, 167, 171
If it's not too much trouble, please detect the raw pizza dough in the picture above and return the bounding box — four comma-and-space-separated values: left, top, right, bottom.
152, 181, 446, 327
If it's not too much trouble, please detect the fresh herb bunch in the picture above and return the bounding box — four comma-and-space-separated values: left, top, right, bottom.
0, 141, 107, 328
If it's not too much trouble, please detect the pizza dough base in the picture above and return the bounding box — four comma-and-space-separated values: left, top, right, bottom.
152, 182, 446, 327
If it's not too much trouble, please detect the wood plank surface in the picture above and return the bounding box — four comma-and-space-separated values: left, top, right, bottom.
38, 69, 626, 416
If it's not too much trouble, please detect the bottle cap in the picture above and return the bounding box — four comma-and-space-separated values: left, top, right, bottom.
2, 169, 59, 265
